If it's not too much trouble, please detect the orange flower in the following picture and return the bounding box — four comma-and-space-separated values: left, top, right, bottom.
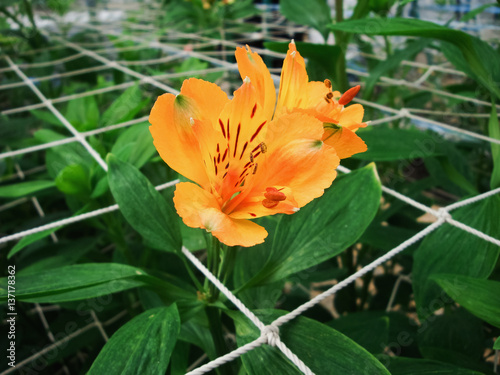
149, 42, 367, 247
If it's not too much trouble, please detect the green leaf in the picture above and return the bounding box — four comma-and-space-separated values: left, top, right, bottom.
460, 3, 499, 22
354, 127, 445, 161
384, 357, 485, 375
364, 39, 430, 98
433, 274, 500, 328
55, 164, 91, 196
494, 337, 500, 350
8, 227, 60, 259
0, 263, 155, 302
110, 123, 156, 169
107, 154, 181, 252
489, 104, 500, 189
100, 85, 148, 127
327, 314, 389, 354
413, 195, 500, 318
329, 18, 500, 100
65, 95, 99, 131
417, 308, 484, 364
240, 164, 381, 289
88, 305, 180, 375
30, 109, 63, 126
230, 309, 390, 375
0, 180, 55, 198
264, 41, 341, 81
279, 0, 332, 41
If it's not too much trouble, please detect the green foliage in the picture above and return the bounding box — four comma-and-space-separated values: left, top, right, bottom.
107, 154, 182, 253
413, 195, 500, 318
0, 180, 54, 198
279, 0, 332, 41
231, 309, 390, 374
329, 18, 500, 100
88, 305, 180, 375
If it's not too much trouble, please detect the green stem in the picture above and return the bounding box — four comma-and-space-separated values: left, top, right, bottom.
0, 7, 25, 31
22, 0, 37, 32
208, 236, 221, 302
205, 306, 230, 375
180, 254, 204, 291
334, 0, 349, 92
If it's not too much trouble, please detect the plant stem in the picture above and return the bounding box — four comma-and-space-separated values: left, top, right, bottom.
334, 0, 349, 92
180, 253, 204, 291
205, 305, 231, 375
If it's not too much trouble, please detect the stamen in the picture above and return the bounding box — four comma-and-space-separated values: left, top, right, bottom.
326, 92, 334, 99
324, 79, 332, 89
262, 199, 279, 209
260, 142, 267, 154
253, 163, 258, 174
264, 187, 286, 201
338, 85, 361, 105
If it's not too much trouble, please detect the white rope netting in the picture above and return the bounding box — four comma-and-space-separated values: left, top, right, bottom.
1, 2, 499, 374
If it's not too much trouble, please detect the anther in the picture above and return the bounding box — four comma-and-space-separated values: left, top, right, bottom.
326, 92, 334, 99
324, 79, 332, 89
338, 85, 361, 105
260, 142, 267, 154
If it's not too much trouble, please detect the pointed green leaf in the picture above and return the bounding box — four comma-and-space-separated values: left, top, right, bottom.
413, 195, 500, 318
0, 263, 154, 302
329, 18, 500, 100
489, 103, 500, 189
354, 127, 445, 161
241, 164, 381, 288
279, 0, 332, 41
88, 305, 180, 375
0, 180, 55, 198
107, 154, 181, 252
433, 274, 500, 328
384, 357, 485, 375
100, 85, 148, 127
230, 309, 390, 375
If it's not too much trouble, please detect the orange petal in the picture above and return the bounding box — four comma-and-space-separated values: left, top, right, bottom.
180, 78, 230, 129
258, 112, 339, 207
275, 42, 309, 117
229, 186, 298, 219
149, 94, 210, 188
235, 46, 276, 120
217, 79, 269, 202
338, 104, 364, 130
323, 125, 367, 159
174, 182, 267, 247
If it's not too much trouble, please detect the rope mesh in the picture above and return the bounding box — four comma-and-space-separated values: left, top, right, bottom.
1, 2, 499, 374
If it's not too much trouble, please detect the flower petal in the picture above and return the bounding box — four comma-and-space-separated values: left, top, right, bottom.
235, 46, 276, 120
180, 78, 230, 128
275, 42, 309, 117
323, 125, 367, 159
149, 94, 210, 188
174, 182, 267, 247
338, 104, 365, 130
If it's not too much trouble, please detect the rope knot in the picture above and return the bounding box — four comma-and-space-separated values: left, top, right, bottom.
436, 207, 452, 222
261, 325, 280, 347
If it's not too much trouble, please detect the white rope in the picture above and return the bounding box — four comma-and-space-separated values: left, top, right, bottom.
182, 246, 315, 375
4, 56, 109, 171
271, 220, 444, 328
0, 180, 179, 245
